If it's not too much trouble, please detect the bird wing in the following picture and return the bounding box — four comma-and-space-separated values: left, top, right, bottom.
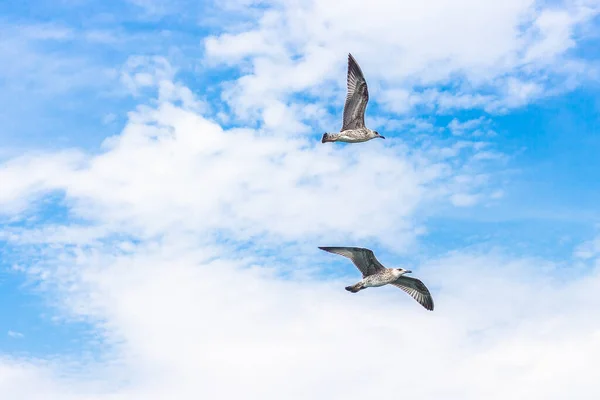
341, 53, 369, 131
318, 246, 384, 277
390, 276, 434, 311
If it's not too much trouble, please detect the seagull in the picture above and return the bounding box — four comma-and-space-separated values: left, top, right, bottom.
318, 246, 434, 311
321, 53, 385, 144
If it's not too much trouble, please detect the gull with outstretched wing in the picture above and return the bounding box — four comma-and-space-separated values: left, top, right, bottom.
321, 54, 385, 144
318, 246, 434, 311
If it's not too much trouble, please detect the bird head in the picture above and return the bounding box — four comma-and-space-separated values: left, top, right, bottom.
373, 130, 385, 139
395, 268, 412, 276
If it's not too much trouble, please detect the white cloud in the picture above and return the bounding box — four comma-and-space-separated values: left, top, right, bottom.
2, 240, 600, 399
523, 5, 597, 65
0, 66, 501, 250
203, 0, 600, 124
0, 150, 85, 215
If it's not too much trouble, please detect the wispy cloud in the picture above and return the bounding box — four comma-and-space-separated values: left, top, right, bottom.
7, 330, 24, 339
447, 117, 496, 137
574, 234, 600, 260
0, 22, 111, 97
0, 17, 205, 152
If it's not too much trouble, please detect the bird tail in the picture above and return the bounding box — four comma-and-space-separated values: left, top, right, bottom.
322, 133, 335, 143
345, 283, 364, 293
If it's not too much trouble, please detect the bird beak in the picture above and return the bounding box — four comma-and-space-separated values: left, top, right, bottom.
379, 135, 385, 139
405, 270, 412, 274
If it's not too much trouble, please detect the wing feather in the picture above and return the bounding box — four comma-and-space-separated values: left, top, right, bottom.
341, 53, 369, 131
318, 246, 384, 277
391, 276, 434, 311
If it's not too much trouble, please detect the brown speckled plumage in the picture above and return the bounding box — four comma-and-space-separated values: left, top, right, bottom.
318, 246, 434, 311
321, 54, 385, 144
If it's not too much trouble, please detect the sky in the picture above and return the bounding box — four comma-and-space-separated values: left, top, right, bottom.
1, 0, 600, 398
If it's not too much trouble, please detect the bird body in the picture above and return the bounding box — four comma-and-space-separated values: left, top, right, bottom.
359, 268, 405, 288
318, 246, 434, 311
322, 128, 378, 143
322, 53, 384, 144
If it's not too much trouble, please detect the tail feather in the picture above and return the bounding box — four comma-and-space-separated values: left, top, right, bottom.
322, 133, 335, 143
345, 283, 364, 293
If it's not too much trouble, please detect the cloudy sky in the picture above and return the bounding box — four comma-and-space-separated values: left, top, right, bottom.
1, 0, 600, 398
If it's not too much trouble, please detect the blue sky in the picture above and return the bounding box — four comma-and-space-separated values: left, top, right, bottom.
1, 0, 600, 398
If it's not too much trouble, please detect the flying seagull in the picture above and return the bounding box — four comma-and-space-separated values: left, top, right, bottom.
321, 53, 384, 144
318, 246, 434, 311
